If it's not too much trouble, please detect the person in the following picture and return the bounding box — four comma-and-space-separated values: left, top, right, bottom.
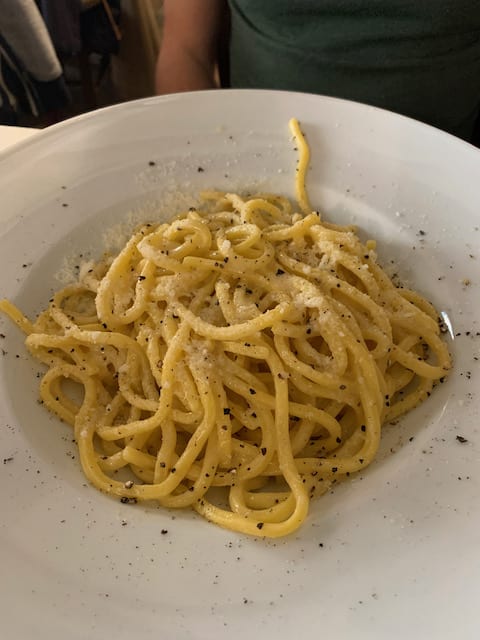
155, 0, 480, 142
0, 0, 70, 125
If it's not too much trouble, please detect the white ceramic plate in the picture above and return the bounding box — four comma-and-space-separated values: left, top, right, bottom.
0, 91, 479, 640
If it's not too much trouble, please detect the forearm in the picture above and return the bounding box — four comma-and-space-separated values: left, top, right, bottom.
155, 0, 226, 95
155, 41, 217, 94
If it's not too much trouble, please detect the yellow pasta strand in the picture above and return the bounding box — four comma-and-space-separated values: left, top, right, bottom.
289, 117, 312, 215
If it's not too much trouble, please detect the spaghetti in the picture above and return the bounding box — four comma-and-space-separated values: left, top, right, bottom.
0, 119, 451, 537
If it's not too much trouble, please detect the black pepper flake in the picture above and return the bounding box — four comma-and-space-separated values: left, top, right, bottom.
456, 435, 468, 444
331, 467, 338, 473
261, 447, 267, 455
361, 425, 366, 432
3, 456, 14, 464
197, 166, 204, 172
223, 407, 231, 415
276, 268, 285, 275
148, 160, 156, 166
336, 437, 342, 443
256, 522, 264, 530
161, 528, 168, 534
138, 275, 146, 281
249, 388, 256, 395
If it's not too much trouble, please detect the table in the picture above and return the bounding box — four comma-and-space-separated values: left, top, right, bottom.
0, 125, 38, 153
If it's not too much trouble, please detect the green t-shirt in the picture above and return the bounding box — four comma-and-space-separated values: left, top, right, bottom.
227, 0, 480, 139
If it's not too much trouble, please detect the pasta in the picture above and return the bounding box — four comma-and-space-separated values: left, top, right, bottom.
0, 119, 451, 537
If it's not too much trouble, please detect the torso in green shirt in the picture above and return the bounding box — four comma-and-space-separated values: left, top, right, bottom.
227, 0, 480, 139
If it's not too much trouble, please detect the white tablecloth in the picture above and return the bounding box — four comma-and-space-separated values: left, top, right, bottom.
0, 125, 38, 153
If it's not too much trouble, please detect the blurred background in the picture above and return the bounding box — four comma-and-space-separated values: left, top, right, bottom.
0, 0, 162, 126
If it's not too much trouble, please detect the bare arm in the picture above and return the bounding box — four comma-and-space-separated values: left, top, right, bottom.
155, 0, 227, 95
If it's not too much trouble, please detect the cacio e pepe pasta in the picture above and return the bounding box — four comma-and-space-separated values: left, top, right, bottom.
0, 120, 451, 537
